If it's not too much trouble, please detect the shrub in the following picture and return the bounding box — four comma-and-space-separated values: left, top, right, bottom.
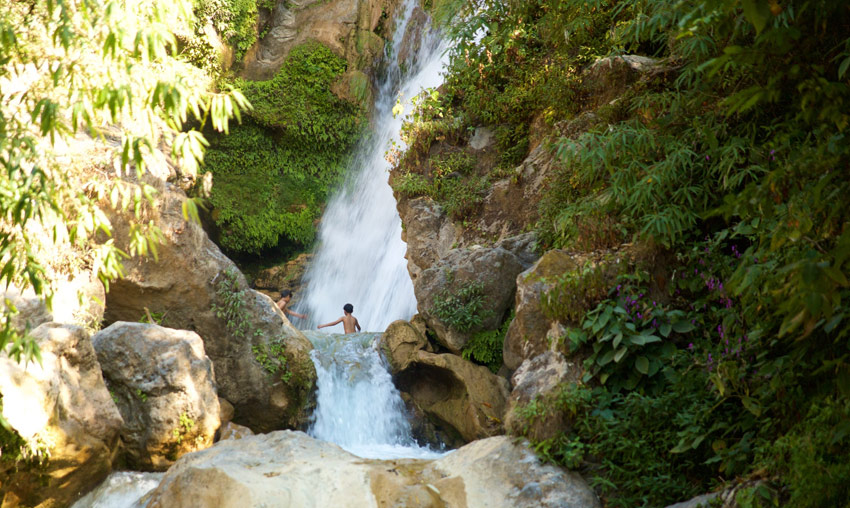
461, 311, 513, 373
432, 281, 491, 333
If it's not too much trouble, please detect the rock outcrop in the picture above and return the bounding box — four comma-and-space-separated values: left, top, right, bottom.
145, 430, 601, 508
503, 249, 577, 371
103, 183, 316, 432
0, 323, 123, 508
382, 323, 511, 444
414, 236, 534, 354
92, 322, 221, 471
242, 0, 391, 81
381, 319, 434, 372
503, 351, 583, 442
2, 271, 105, 335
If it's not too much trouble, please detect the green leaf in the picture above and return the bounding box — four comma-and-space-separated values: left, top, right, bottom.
598, 349, 615, 366
614, 346, 628, 363
672, 320, 695, 333
741, 0, 772, 34
659, 322, 672, 337
634, 355, 649, 375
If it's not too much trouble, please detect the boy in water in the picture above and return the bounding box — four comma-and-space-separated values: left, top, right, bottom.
318, 303, 361, 334
276, 289, 307, 320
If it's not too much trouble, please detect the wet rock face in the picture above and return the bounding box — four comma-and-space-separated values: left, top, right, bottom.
103, 183, 316, 432
0, 323, 123, 508
92, 322, 220, 471
145, 430, 601, 508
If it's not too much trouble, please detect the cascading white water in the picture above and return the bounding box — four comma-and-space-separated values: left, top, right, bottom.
305, 331, 443, 459
297, 0, 452, 460
297, 0, 449, 332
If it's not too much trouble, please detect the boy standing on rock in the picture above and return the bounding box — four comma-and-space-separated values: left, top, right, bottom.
317, 303, 361, 334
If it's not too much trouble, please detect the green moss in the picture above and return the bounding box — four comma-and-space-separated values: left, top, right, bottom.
203, 42, 366, 254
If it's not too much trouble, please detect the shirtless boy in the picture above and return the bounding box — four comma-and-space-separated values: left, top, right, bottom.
318, 303, 361, 334
276, 289, 307, 320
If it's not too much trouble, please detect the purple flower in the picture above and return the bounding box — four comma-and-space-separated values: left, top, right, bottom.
705, 155, 710, 161
688, 343, 694, 351
717, 324, 724, 338
708, 353, 713, 363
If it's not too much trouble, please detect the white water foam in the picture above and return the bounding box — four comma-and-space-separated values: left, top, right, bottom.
297, 0, 449, 332
306, 331, 444, 459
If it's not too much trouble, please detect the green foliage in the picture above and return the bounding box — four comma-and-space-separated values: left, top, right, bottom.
135, 389, 148, 403
234, 43, 363, 150
517, 382, 717, 508
172, 412, 196, 445
392, 150, 488, 220
252, 338, 294, 383
541, 261, 619, 323
203, 121, 321, 252
433, 0, 850, 504
761, 397, 850, 508
462, 311, 512, 373
185, 0, 260, 68
203, 42, 366, 253
0, 0, 244, 380
432, 281, 491, 333
568, 272, 696, 393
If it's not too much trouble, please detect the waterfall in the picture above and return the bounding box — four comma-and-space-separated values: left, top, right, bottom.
305, 331, 443, 459
297, 0, 449, 332
298, 0, 451, 459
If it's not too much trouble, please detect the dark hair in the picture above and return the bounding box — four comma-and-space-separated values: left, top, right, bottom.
343, 303, 353, 313
280, 289, 292, 298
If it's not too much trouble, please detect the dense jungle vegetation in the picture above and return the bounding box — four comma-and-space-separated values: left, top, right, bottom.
400, 0, 850, 505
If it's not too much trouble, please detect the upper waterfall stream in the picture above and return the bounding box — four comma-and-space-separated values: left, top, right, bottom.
297, 0, 449, 332
300, 0, 450, 460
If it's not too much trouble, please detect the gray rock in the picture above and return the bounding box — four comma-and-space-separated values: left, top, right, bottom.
415, 244, 525, 353
469, 127, 496, 150
92, 322, 220, 471
504, 351, 583, 442
104, 183, 316, 432
144, 431, 602, 508
0, 323, 123, 507
503, 249, 577, 371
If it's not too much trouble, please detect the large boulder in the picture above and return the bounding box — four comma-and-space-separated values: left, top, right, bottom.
2, 271, 105, 335
393, 350, 510, 443
242, 0, 391, 80
0, 323, 123, 508
582, 54, 661, 107
414, 236, 535, 354
504, 352, 583, 442
380, 319, 434, 372
103, 183, 316, 432
503, 249, 577, 371
145, 430, 601, 508
399, 197, 457, 281
92, 322, 221, 471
